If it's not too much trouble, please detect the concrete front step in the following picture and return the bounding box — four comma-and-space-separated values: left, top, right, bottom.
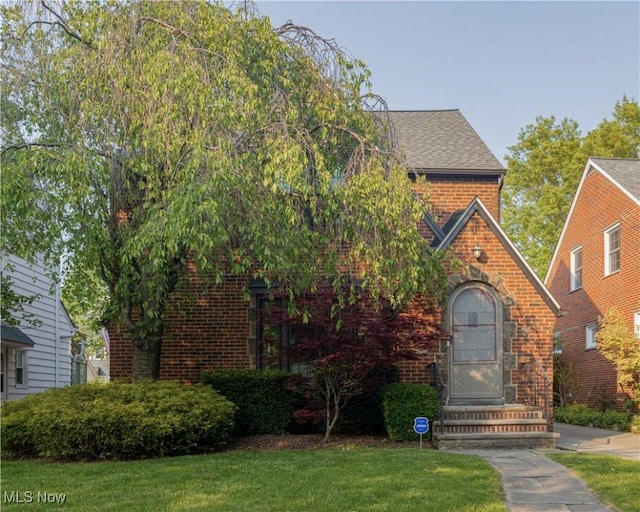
432, 405, 556, 449
441, 405, 544, 421
434, 431, 559, 450
437, 419, 548, 434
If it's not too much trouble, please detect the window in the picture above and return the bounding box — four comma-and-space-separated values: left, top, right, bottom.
570, 246, 583, 291
553, 333, 563, 355
604, 224, 621, 275
634, 312, 640, 339
256, 297, 312, 375
585, 324, 598, 350
15, 350, 27, 386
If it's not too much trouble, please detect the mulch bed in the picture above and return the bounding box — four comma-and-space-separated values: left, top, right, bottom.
228, 433, 425, 451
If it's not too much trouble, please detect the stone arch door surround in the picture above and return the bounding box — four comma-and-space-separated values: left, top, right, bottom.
444, 267, 518, 405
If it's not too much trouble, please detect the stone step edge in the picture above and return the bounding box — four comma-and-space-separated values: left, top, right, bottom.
434, 418, 547, 426
433, 431, 559, 440
442, 405, 542, 412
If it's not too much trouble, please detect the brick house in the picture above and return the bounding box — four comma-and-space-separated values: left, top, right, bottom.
545, 157, 640, 411
110, 110, 562, 448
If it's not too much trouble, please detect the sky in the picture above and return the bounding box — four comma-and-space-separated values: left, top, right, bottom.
254, 1, 640, 164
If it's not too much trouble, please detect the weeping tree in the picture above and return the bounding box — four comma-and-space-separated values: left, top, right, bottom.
1, 0, 446, 380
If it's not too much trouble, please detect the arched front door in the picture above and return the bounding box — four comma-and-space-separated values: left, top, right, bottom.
449, 284, 503, 403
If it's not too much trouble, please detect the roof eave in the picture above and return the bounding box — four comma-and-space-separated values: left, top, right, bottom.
409, 167, 507, 177
438, 197, 563, 317
0, 323, 36, 348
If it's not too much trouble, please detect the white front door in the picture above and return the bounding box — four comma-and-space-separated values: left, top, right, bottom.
450, 286, 503, 401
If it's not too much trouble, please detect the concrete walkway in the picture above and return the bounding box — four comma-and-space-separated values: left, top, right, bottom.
554, 422, 639, 461
460, 424, 639, 512
464, 449, 615, 512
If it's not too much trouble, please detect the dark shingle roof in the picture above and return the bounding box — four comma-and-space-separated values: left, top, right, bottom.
0, 323, 35, 346
590, 158, 640, 200
386, 110, 505, 173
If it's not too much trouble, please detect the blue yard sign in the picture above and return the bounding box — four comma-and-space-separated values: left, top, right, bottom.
413, 417, 429, 434
413, 417, 430, 449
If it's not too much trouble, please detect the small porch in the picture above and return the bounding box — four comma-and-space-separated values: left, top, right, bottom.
427, 359, 557, 450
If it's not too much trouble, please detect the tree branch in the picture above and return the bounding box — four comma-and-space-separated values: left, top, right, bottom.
25, 1, 94, 48
1, 142, 123, 169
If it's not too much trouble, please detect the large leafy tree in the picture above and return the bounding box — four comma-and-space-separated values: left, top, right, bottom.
1, 1, 445, 380
502, 96, 640, 277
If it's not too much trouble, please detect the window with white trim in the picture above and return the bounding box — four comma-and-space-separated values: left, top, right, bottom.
15, 350, 27, 387
585, 324, 598, 350
634, 311, 640, 339
570, 246, 582, 291
604, 223, 620, 276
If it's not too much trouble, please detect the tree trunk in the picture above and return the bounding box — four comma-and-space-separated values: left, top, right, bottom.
323, 396, 341, 443
132, 334, 162, 381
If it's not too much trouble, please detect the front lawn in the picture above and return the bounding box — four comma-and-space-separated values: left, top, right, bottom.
547, 453, 640, 512
1, 448, 506, 512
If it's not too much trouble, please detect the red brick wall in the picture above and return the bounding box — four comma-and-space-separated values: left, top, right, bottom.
546, 168, 640, 410
425, 175, 501, 224
109, 272, 252, 383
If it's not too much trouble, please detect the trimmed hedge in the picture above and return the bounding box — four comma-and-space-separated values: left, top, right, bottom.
0, 381, 236, 461
202, 369, 294, 435
382, 383, 440, 441
554, 404, 637, 432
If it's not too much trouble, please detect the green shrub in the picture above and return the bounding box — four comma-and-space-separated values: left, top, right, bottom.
382, 383, 439, 441
337, 365, 400, 435
554, 404, 594, 426
554, 404, 636, 432
1, 381, 236, 461
201, 369, 294, 435
631, 415, 640, 434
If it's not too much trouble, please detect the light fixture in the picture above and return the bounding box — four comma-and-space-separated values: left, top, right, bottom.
472, 244, 483, 260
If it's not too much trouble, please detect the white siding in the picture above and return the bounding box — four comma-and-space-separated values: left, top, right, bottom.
1, 254, 74, 400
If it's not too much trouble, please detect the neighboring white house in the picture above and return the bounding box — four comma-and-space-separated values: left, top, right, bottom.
1, 253, 75, 400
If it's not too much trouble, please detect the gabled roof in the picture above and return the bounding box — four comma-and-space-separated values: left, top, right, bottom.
545, 157, 640, 283
434, 197, 562, 317
387, 110, 505, 174
422, 212, 446, 242
590, 158, 640, 202
0, 322, 35, 347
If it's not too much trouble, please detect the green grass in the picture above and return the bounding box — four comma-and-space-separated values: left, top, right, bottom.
0, 448, 506, 512
547, 453, 640, 512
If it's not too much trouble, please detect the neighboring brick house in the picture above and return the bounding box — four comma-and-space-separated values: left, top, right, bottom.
110, 110, 562, 448
545, 157, 640, 411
